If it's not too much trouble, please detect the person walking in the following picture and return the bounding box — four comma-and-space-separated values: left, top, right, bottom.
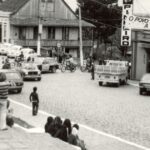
91, 61, 95, 80
0, 72, 9, 130
29, 87, 39, 116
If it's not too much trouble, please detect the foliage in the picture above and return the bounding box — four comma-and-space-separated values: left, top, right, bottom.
76, 0, 122, 44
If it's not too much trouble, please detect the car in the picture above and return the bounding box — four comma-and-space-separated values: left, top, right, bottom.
20, 48, 37, 60
0, 43, 13, 55
34, 57, 59, 73
0, 69, 24, 93
139, 73, 150, 95
18, 63, 41, 81
7, 45, 22, 58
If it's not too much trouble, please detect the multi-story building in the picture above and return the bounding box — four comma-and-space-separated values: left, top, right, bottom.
0, 0, 94, 58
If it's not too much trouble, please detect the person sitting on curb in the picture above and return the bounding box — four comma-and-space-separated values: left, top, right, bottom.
45, 116, 54, 133
68, 124, 87, 150
0, 72, 9, 130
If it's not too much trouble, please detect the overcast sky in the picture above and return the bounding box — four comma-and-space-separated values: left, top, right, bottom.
65, 0, 77, 11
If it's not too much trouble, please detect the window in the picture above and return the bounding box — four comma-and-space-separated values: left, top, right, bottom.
33, 27, 38, 40
62, 27, 69, 40
19, 27, 26, 40
48, 27, 55, 39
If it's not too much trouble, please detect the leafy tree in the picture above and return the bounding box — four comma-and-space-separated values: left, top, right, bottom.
76, 0, 122, 58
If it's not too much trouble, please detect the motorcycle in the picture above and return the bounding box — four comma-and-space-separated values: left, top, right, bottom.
61, 60, 76, 72
80, 60, 91, 72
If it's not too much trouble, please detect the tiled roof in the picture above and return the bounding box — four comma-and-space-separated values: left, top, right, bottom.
10, 18, 95, 27
0, 0, 29, 13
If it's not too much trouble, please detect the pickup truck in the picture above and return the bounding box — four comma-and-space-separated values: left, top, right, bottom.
95, 60, 128, 87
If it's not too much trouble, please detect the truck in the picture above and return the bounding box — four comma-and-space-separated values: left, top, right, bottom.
95, 60, 128, 87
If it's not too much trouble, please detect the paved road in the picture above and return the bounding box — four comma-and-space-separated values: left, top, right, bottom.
8, 70, 150, 148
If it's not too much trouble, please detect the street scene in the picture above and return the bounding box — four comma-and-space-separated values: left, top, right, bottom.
0, 0, 150, 150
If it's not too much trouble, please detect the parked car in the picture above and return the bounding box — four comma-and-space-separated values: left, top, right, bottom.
34, 57, 59, 73
139, 74, 150, 95
0, 69, 24, 93
17, 63, 41, 81
7, 45, 22, 58
0, 43, 13, 55
21, 48, 37, 60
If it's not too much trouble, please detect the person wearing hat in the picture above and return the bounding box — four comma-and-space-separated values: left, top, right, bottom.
0, 72, 9, 130
29, 87, 39, 116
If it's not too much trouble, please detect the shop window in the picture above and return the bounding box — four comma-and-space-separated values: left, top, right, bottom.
48, 27, 55, 39
62, 27, 69, 40
19, 27, 26, 40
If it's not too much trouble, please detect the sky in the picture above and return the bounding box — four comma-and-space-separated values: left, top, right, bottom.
64, 0, 78, 11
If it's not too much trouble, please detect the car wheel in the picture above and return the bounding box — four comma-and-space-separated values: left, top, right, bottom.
139, 88, 143, 95
38, 77, 41, 81
61, 66, 66, 73
99, 82, 103, 86
52, 67, 56, 73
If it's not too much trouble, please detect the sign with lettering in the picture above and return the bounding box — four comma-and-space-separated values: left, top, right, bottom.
125, 15, 150, 29
121, 2, 133, 46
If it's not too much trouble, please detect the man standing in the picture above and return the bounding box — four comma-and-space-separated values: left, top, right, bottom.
29, 87, 39, 116
0, 73, 9, 130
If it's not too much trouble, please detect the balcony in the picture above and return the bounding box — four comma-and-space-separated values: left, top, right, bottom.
12, 39, 93, 47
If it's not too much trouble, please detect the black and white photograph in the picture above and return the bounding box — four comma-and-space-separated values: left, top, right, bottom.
0, 0, 150, 150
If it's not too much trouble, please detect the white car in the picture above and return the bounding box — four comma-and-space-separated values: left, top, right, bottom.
7, 45, 22, 58
0, 43, 13, 55
20, 48, 37, 60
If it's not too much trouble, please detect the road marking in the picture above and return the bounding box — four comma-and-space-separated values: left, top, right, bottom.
9, 98, 150, 150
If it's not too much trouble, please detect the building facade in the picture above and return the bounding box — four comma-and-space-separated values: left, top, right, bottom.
131, 30, 150, 80
0, 0, 94, 58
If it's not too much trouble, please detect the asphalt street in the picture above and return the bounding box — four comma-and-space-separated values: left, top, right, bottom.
7, 69, 150, 148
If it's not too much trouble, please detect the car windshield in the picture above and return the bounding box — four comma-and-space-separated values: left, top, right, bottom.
141, 74, 150, 81
22, 64, 37, 70
6, 72, 21, 80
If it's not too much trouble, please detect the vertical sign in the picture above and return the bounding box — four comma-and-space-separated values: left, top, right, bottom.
121, 0, 133, 46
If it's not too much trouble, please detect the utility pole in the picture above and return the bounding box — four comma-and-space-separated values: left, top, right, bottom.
78, 5, 83, 66
37, 0, 42, 56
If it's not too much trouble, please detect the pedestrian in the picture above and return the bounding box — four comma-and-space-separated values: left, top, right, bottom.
29, 87, 39, 116
91, 61, 95, 80
0, 72, 9, 130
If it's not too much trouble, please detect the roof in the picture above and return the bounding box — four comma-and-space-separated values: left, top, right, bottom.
0, 0, 29, 13
10, 18, 95, 27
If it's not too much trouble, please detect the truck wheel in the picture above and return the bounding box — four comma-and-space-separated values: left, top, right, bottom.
99, 82, 103, 86
52, 67, 56, 73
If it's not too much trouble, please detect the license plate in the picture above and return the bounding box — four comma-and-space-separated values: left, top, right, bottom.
105, 76, 110, 78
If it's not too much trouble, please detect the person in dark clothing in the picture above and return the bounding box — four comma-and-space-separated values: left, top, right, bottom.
54, 118, 72, 142
2, 58, 11, 69
29, 87, 39, 116
45, 116, 54, 133
49, 116, 62, 136
91, 61, 95, 80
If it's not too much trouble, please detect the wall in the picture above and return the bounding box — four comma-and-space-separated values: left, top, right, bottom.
55, 27, 62, 40
69, 28, 78, 40
135, 43, 147, 80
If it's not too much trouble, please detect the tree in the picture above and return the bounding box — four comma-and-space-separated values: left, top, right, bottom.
76, 0, 122, 58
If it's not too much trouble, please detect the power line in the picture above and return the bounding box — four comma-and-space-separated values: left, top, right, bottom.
82, 16, 121, 29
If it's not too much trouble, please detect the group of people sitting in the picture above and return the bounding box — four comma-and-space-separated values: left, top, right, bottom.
44, 116, 87, 150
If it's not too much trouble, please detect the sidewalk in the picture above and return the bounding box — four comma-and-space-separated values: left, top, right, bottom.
128, 80, 139, 87
0, 127, 79, 150
7, 99, 148, 150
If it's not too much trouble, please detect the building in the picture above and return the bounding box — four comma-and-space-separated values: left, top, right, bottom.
131, 30, 150, 80
0, 0, 94, 58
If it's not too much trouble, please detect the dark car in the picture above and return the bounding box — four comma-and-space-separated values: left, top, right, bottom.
0, 69, 24, 93
139, 74, 150, 95
34, 57, 59, 73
